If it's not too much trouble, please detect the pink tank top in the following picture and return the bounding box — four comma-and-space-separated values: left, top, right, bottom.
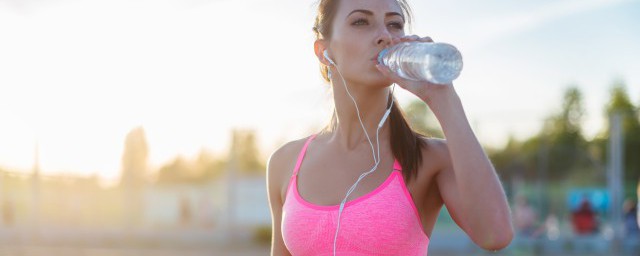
282, 134, 430, 255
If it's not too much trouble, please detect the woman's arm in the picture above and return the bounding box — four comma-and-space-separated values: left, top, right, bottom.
375, 35, 513, 251
426, 88, 513, 250
267, 145, 295, 256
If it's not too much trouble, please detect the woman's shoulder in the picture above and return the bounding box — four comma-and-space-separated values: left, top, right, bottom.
269, 134, 316, 165
418, 136, 452, 170
267, 135, 316, 185
418, 136, 448, 153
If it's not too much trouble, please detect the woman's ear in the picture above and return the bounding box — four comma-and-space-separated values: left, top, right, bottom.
314, 40, 332, 66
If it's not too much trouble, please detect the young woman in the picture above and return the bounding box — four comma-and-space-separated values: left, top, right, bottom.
267, 0, 513, 255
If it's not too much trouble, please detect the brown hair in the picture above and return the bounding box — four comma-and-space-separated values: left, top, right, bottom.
313, 0, 427, 183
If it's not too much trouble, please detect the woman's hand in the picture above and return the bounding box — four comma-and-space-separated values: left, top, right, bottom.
375, 35, 455, 103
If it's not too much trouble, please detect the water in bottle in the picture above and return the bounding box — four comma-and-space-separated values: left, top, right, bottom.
377, 41, 463, 84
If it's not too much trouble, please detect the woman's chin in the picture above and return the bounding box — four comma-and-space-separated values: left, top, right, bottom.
372, 73, 394, 87
340, 72, 393, 88
367, 79, 394, 89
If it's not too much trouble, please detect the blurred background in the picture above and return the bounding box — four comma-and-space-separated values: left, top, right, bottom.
0, 0, 639, 255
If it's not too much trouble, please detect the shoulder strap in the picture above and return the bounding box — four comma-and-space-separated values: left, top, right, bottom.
393, 159, 403, 171
292, 134, 318, 176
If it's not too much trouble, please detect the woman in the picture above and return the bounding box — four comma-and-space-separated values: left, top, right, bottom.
267, 0, 513, 255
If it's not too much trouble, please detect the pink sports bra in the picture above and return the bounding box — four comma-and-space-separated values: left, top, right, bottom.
281, 134, 430, 255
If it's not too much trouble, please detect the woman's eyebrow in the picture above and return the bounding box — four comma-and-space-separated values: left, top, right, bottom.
347, 9, 374, 17
346, 9, 404, 20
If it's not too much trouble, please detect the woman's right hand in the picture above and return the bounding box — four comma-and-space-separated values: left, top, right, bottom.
376, 35, 455, 104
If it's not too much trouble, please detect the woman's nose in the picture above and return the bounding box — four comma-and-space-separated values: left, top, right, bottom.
376, 27, 392, 46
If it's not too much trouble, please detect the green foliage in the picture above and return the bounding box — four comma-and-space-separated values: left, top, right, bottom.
230, 129, 266, 175
490, 136, 533, 179
491, 86, 597, 182
155, 151, 227, 184
253, 224, 272, 244
403, 99, 443, 138
154, 129, 266, 184
541, 86, 591, 180
600, 82, 640, 182
489, 80, 639, 199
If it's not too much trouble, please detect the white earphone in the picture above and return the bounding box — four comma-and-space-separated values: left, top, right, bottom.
324, 47, 394, 256
379, 107, 392, 128
323, 49, 336, 66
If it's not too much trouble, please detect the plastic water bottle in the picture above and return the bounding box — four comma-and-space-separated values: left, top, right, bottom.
378, 41, 463, 84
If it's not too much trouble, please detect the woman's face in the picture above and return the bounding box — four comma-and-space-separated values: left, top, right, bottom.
327, 0, 405, 87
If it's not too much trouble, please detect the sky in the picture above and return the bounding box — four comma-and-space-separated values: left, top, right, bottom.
0, 0, 639, 182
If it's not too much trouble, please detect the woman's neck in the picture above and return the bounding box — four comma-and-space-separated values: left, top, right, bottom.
330, 80, 392, 150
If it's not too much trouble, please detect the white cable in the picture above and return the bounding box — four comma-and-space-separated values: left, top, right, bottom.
330, 64, 395, 256
339, 70, 378, 163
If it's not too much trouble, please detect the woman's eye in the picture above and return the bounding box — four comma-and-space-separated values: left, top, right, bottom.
352, 19, 368, 25
388, 22, 404, 30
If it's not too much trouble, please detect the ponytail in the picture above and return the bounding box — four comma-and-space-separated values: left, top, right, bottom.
388, 98, 428, 183
322, 97, 428, 183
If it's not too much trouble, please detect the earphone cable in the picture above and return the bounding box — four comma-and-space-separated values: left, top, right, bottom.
330, 65, 395, 256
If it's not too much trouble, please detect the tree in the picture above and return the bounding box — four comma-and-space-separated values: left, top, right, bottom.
488, 135, 531, 180
539, 86, 591, 181
597, 81, 640, 188
119, 126, 149, 227
154, 150, 226, 184
194, 149, 227, 181
229, 129, 265, 176
120, 126, 149, 187
403, 99, 443, 138
155, 156, 190, 184
490, 86, 592, 182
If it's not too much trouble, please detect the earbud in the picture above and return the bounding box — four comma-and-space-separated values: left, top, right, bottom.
378, 108, 392, 128
323, 49, 336, 66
